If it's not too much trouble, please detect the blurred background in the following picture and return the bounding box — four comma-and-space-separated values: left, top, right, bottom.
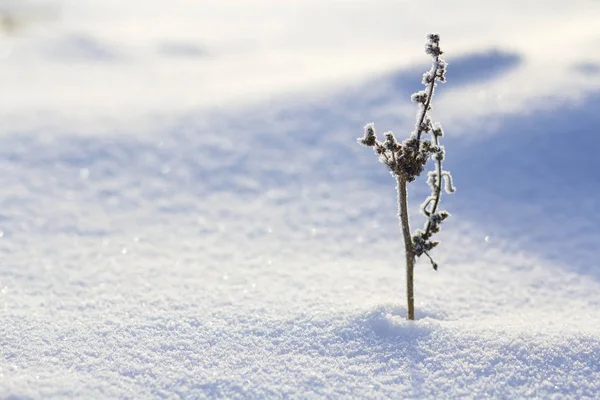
1, 0, 600, 278
3, 1, 598, 119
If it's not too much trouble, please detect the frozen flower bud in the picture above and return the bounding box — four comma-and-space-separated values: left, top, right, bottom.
418, 116, 432, 133
412, 232, 426, 256
359, 123, 377, 146
383, 131, 399, 151
420, 140, 434, 155
433, 146, 445, 161
436, 60, 447, 82
425, 33, 443, 58
422, 71, 434, 85
425, 43, 443, 57
432, 123, 444, 137
431, 211, 450, 224
411, 90, 428, 104
427, 170, 439, 190
424, 240, 439, 251
427, 33, 440, 44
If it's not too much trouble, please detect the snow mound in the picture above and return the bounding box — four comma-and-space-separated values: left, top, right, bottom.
3, 305, 599, 398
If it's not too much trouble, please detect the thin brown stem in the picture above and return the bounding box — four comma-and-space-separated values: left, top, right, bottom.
415, 56, 439, 141
397, 174, 415, 320
424, 135, 442, 238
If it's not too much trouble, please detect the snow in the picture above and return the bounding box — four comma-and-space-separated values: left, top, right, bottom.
2, 1, 600, 398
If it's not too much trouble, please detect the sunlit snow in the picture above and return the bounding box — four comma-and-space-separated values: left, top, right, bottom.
1, 0, 600, 398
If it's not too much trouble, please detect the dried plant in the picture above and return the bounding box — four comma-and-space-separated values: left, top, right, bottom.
358, 34, 455, 320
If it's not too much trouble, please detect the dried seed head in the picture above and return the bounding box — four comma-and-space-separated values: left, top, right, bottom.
427, 33, 440, 43
432, 123, 444, 137
411, 90, 428, 104
433, 146, 445, 161
383, 131, 399, 151
436, 60, 447, 82
358, 123, 377, 147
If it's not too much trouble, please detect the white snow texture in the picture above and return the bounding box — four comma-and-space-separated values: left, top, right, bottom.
1, 1, 600, 399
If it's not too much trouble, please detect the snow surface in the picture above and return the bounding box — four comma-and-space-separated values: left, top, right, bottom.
2, 1, 600, 398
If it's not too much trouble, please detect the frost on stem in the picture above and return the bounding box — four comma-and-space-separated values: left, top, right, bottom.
358, 33, 455, 271
357, 33, 455, 319
442, 171, 456, 194
410, 34, 454, 270
411, 91, 428, 104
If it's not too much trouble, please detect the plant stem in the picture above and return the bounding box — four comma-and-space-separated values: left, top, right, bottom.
423, 134, 443, 238
397, 174, 415, 320
415, 56, 439, 141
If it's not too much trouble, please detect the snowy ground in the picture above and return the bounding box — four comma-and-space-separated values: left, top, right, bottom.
2, 1, 600, 398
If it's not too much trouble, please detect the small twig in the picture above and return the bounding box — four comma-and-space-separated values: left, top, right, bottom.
357, 34, 453, 320
423, 135, 443, 238
415, 58, 439, 141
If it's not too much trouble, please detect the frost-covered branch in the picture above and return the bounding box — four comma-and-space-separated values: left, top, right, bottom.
412, 124, 454, 270
412, 35, 446, 142
357, 34, 455, 319
409, 34, 454, 271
